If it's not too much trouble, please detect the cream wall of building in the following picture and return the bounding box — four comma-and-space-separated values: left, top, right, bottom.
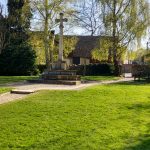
80, 58, 90, 65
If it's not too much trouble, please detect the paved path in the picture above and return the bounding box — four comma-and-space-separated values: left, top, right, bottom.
0, 93, 27, 104
0, 78, 133, 105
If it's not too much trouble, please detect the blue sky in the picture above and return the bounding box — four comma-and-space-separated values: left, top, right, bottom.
0, 0, 7, 14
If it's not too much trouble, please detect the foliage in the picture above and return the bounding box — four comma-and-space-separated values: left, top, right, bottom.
29, 33, 78, 64
29, 32, 45, 64
0, 5, 8, 55
31, 0, 75, 66
92, 38, 127, 63
92, 38, 110, 62
0, 83, 150, 149
126, 50, 137, 62
0, 44, 37, 75
63, 36, 78, 58
132, 48, 148, 63
145, 53, 150, 64
99, 0, 149, 75
70, 63, 115, 75
37, 64, 47, 73
132, 64, 150, 80
0, 0, 37, 75
8, 0, 32, 34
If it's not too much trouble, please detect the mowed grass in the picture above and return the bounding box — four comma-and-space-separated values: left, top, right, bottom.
0, 87, 12, 94
0, 76, 38, 84
0, 82, 150, 150
81, 75, 121, 81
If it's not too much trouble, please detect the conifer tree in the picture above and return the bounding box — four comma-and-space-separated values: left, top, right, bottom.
0, 0, 36, 75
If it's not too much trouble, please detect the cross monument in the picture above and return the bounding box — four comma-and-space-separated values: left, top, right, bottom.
56, 13, 68, 62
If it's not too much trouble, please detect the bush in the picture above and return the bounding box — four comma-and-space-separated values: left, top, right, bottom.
69, 63, 115, 75
132, 64, 150, 80
37, 64, 47, 73
0, 43, 37, 75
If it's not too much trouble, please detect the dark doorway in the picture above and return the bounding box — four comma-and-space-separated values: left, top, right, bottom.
73, 57, 80, 65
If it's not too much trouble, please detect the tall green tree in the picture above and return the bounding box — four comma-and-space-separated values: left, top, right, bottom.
99, 0, 149, 75
0, 0, 36, 75
0, 4, 8, 54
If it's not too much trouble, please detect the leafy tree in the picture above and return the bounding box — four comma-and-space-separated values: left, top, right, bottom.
29, 31, 45, 64
0, 0, 36, 75
0, 4, 8, 54
92, 38, 127, 63
63, 36, 78, 58
92, 38, 110, 62
99, 0, 149, 75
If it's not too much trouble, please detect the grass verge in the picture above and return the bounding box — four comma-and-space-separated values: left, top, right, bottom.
81, 75, 121, 81
0, 76, 38, 84
0, 82, 149, 150
0, 87, 12, 94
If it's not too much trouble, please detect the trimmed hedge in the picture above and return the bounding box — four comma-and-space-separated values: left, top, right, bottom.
132, 65, 150, 80
69, 63, 115, 75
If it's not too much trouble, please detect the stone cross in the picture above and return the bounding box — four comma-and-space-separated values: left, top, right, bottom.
56, 13, 68, 62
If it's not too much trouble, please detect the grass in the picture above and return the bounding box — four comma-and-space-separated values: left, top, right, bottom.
0, 76, 120, 85
0, 82, 150, 150
0, 76, 38, 84
81, 75, 121, 81
0, 87, 12, 94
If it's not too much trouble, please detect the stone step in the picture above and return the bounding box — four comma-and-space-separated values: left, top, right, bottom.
42, 75, 80, 80
11, 89, 35, 94
28, 80, 81, 85
43, 70, 77, 75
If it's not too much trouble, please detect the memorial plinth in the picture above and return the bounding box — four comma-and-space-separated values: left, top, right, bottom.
52, 61, 67, 70
30, 13, 81, 85
40, 70, 81, 85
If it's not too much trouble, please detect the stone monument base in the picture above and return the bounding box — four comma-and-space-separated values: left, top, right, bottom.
52, 61, 67, 70
29, 61, 81, 85
28, 79, 81, 85
40, 70, 81, 85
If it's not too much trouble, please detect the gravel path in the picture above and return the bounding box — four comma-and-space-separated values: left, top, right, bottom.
0, 93, 27, 104
0, 78, 133, 105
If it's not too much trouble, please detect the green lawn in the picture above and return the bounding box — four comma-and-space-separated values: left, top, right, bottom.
0, 76, 38, 84
0, 82, 150, 150
0, 87, 12, 94
81, 75, 121, 81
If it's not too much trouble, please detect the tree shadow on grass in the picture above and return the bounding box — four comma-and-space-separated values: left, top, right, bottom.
126, 103, 150, 111
124, 96, 150, 150
125, 133, 150, 150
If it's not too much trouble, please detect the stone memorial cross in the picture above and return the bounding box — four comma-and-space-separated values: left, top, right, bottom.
56, 13, 68, 62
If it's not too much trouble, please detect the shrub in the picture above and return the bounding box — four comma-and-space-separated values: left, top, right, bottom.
37, 64, 47, 73
69, 63, 115, 75
0, 43, 37, 75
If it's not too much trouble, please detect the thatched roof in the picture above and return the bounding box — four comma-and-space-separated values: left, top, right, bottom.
70, 36, 100, 58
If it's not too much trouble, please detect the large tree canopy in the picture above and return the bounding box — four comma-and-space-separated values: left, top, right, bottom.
97, 0, 150, 75
0, 0, 36, 75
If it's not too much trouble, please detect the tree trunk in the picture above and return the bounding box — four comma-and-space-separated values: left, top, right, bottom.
112, 0, 120, 76
44, 0, 50, 68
